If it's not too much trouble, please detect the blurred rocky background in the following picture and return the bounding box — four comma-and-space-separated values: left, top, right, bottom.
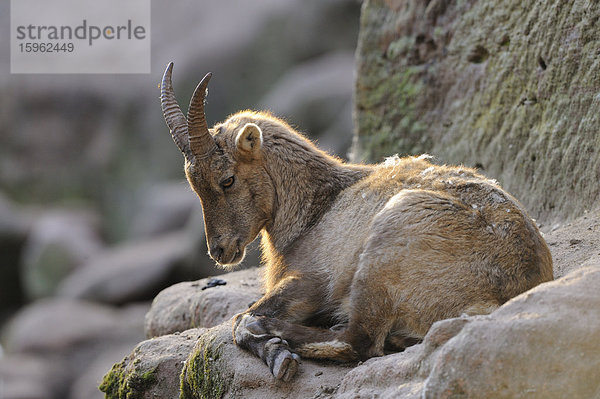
0, 1, 361, 398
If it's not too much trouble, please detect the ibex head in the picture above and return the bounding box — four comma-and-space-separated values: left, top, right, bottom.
160, 63, 274, 266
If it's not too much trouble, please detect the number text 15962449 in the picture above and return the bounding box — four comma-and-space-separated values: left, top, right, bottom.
18, 42, 74, 53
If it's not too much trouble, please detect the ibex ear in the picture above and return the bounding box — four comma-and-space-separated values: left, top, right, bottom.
235, 123, 263, 156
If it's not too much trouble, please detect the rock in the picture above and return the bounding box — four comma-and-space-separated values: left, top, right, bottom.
100, 328, 206, 399
0, 354, 69, 399
145, 267, 263, 338
353, 0, 600, 224
69, 344, 139, 399
423, 265, 600, 398
3, 299, 146, 354
21, 209, 103, 300
335, 264, 600, 398
180, 323, 353, 399
106, 323, 353, 399
57, 231, 192, 305
1, 300, 147, 399
543, 207, 600, 278
130, 181, 198, 239
0, 299, 148, 399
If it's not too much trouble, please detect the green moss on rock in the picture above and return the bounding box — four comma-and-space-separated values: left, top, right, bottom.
99, 356, 157, 399
354, 0, 600, 224
180, 336, 227, 399
355, 67, 428, 162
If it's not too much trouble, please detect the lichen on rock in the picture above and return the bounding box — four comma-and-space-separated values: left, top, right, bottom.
353, 0, 600, 225
99, 358, 157, 399
179, 335, 228, 399
99, 328, 205, 399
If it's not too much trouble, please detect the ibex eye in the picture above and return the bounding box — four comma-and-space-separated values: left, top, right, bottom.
221, 176, 235, 189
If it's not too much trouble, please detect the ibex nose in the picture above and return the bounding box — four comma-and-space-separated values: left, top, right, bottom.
210, 244, 225, 263
209, 237, 243, 265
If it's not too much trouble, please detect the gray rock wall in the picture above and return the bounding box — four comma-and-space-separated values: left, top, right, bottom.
352, 0, 600, 225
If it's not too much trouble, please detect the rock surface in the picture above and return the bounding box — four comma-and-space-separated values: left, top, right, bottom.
144, 267, 263, 338
0, 354, 69, 399
180, 323, 353, 399
99, 328, 206, 399
0, 299, 148, 399
353, 0, 600, 225
542, 207, 600, 278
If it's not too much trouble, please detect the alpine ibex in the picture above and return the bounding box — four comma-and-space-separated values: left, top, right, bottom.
160, 63, 553, 381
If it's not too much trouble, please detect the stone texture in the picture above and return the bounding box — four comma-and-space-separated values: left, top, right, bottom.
99, 328, 206, 399
180, 323, 353, 399
69, 344, 138, 399
543, 207, 600, 278
353, 0, 600, 225
145, 267, 263, 338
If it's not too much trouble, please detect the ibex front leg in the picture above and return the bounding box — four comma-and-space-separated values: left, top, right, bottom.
232, 275, 320, 381
234, 313, 301, 381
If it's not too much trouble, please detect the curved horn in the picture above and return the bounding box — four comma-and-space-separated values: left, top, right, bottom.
187, 72, 215, 157
160, 62, 193, 159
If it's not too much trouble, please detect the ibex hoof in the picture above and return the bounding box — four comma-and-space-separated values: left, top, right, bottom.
265, 337, 301, 381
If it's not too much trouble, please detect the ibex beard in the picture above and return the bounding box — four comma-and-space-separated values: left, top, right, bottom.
160, 63, 554, 381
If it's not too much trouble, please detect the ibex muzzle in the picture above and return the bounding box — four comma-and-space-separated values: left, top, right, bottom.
160, 63, 554, 381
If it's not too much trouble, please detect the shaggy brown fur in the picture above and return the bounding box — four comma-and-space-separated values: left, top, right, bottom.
161, 67, 553, 381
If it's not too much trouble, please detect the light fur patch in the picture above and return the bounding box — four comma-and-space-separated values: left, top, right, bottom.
463, 301, 500, 316
297, 340, 356, 361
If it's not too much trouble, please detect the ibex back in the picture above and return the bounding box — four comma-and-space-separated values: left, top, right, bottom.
160, 63, 553, 381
